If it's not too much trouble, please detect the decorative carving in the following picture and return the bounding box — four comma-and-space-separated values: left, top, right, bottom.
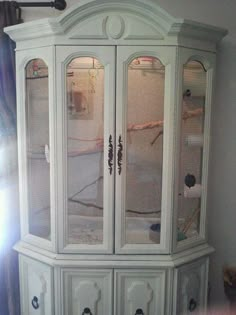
128, 281, 153, 315
105, 15, 125, 39
178, 270, 201, 314
117, 135, 123, 175
76, 281, 101, 314
108, 135, 113, 175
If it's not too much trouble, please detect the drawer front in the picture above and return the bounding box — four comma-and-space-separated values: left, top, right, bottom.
115, 269, 166, 315
19, 255, 54, 315
174, 258, 209, 315
62, 269, 112, 315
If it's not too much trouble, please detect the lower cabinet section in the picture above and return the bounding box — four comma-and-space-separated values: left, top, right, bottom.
115, 269, 166, 315
173, 258, 209, 314
19, 255, 54, 315
61, 268, 166, 315
19, 254, 209, 315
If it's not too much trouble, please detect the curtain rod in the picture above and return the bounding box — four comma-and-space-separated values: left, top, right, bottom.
16, 0, 67, 10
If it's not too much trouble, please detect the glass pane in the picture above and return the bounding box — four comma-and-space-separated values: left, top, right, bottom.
177, 60, 206, 242
66, 57, 104, 245
125, 56, 165, 244
26, 59, 51, 240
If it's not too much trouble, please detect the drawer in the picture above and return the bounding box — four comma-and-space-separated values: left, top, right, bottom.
115, 269, 166, 315
62, 269, 112, 315
19, 255, 54, 315
173, 258, 209, 314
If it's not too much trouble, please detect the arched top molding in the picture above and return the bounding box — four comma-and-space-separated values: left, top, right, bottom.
58, 0, 174, 37
5, 0, 227, 50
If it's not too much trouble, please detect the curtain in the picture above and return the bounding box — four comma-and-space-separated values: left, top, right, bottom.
0, 2, 22, 315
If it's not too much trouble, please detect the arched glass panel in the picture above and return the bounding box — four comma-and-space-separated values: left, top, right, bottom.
26, 59, 51, 240
66, 57, 104, 245
125, 56, 165, 245
177, 60, 206, 242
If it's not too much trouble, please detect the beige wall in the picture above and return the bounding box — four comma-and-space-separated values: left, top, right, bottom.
17, 0, 236, 309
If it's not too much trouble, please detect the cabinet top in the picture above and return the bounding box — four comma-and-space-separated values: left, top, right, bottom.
5, 0, 227, 51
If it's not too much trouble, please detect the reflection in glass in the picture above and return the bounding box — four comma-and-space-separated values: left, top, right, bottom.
125, 56, 165, 244
66, 57, 104, 245
26, 59, 51, 239
177, 60, 206, 242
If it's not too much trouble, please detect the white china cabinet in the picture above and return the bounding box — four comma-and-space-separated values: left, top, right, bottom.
5, 0, 227, 314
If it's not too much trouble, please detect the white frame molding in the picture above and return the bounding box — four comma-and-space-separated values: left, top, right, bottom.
173, 48, 216, 253
56, 46, 116, 254
115, 46, 177, 254
16, 47, 56, 252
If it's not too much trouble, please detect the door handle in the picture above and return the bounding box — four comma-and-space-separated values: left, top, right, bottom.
117, 135, 123, 175
31, 296, 39, 309
108, 134, 113, 175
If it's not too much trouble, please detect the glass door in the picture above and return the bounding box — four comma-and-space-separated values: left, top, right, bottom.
26, 58, 51, 241
174, 49, 215, 251
56, 46, 115, 253
17, 46, 55, 251
115, 46, 176, 254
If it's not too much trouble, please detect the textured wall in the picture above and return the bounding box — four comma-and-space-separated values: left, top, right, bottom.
18, 0, 236, 309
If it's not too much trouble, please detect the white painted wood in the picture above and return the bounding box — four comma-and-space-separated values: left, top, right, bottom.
62, 269, 112, 315
56, 46, 115, 254
19, 255, 54, 315
14, 240, 214, 267
115, 46, 177, 254
115, 269, 166, 315
173, 257, 209, 315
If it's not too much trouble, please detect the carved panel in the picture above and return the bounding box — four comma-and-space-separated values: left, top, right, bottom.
128, 281, 153, 315
20, 256, 53, 315
75, 280, 101, 314
68, 12, 164, 42
115, 269, 166, 315
28, 271, 48, 315
63, 269, 112, 315
176, 259, 208, 315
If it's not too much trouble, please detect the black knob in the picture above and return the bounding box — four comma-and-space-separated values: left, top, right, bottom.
31, 296, 39, 309
189, 298, 197, 312
82, 307, 92, 315
135, 309, 144, 315
54, 0, 67, 10
185, 174, 196, 188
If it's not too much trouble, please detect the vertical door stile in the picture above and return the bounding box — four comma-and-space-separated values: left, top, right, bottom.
103, 46, 116, 253
115, 46, 127, 253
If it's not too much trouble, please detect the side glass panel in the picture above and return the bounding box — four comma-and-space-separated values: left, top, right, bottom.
26, 59, 51, 240
66, 57, 104, 245
177, 60, 206, 242
125, 56, 165, 244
